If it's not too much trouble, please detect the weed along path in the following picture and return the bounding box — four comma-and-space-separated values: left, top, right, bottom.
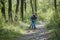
17, 22, 49, 40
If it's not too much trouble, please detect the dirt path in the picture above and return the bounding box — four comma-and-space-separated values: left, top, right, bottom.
17, 22, 49, 40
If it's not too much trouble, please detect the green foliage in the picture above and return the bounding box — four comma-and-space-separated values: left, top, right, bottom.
49, 29, 60, 40
0, 29, 21, 40
0, 2, 3, 9
0, 21, 25, 40
46, 3, 60, 40
0, 16, 25, 40
46, 15, 60, 40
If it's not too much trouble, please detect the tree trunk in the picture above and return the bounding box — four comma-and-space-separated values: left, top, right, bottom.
54, 0, 57, 23
1, 0, 6, 21
15, 0, 19, 14
54, 0, 57, 16
54, 0, 57, 11
30, 0, 34, 14
21, 0, 24, 21
14, 0, 19, 21
23, 0, 26, 20
35, 0, 37, 15
54, 0, 58, 36
8, 0, 13, 22
24, 0, 26, 11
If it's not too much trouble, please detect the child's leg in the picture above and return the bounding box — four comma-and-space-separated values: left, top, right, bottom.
31, 22, 36, 29
34, 22, 36, 29
31, 23, 35, 29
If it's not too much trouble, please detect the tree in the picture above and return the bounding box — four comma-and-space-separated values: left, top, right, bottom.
21, 0, 24, 21
54, 0, 57, 20
8, 0, 13, 22
24, 0, 26, 11
30, 0, 34, 14
1, 0, 6, 21
54, 0, 57, 11
14, 0, 19, 21
35, 0, 37, 14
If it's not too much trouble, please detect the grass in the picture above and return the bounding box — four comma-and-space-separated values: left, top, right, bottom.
0, 21, 29, 40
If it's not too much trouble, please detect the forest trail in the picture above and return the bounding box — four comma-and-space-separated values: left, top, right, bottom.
17, 22, 49, 40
